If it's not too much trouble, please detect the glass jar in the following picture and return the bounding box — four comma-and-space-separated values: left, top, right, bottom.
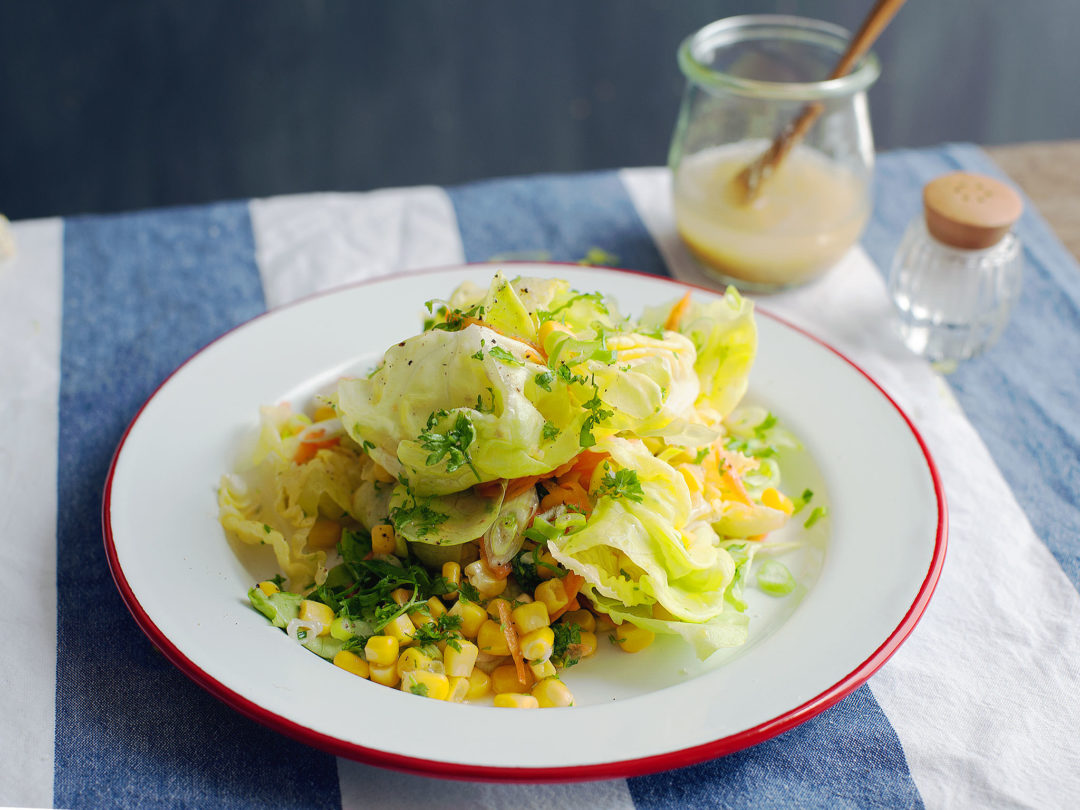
669, 15, 880, 292
888, 172, 1024, 373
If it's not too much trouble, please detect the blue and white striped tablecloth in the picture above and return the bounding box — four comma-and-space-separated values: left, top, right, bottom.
2, 143, 1078, 809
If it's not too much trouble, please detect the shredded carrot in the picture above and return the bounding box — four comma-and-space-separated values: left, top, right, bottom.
539, 481, 592, 516
664, 291, 693, 331
556, 451, 608, 490
506, 475, 545, 499
496, 599, 528, 687
549, 596, 580, 624
549, 572, 586, 622
293, 436, 340, 464
460, 317, 545, 361
719, 461, 753, 506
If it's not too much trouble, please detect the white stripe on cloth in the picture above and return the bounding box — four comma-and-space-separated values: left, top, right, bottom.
249, 188, 465, 310
248, 190, 632, 805
0, 218, 63, 809
621, 166, 1080, 807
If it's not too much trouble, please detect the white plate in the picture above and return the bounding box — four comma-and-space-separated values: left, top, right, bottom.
104, 264, 946, 781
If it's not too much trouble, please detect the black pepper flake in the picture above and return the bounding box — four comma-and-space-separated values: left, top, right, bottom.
398, 341, 406, 347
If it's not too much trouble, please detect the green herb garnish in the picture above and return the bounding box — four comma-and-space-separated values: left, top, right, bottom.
417, 410, 480, 480
597, 467, 645, 502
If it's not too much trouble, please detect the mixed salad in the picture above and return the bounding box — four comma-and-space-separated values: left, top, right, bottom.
218, 273, 820, 708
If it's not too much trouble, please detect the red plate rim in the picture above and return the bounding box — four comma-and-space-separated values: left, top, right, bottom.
102, 263, 948, 783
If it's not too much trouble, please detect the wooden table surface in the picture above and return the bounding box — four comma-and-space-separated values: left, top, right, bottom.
987, 140, 1080, 263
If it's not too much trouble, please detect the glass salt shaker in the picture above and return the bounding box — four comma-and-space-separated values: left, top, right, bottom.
887, 171, 1023, 373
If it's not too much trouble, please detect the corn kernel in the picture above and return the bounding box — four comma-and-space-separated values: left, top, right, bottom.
435, 635, 459, 656
559, 609, 596, 633
465, 669, 492, 700
390, 587, 413, 606
493, 693, 539, 709
519, 626, 555, 662
299, 600, 334, 636
257, 580, 280, 597
396, 647, 433, 678
332, 650, 370, 679
577, 631, 598, 658
491, 664, 533, 694
535, 551, 559, 580
364, 635, 399, 667
382, 613, 416, 646
369, 662, 400, 687
306, 518, 341, 550
401, 670, 450, 700
476, 620, 511, 656
447, 676, 470, 703
486, 597, 512, 619
448, 600, 488, 639
762, 487, 795, 515
441, 562, 461, 597
371, 524, 396, 556
532, 678, 574, 708
465, 560, 507, 599
409, 608, 434, 629
427, 597, 447, 619
613, 623, 655, 653
512, 601, 550, 635
534, 579, 570, 616
313, 403, 337, 422
443, 639, 479, 677
529, 660, 557, 680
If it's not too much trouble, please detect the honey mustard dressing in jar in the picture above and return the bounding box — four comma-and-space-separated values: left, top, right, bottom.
669, 16, 879, 292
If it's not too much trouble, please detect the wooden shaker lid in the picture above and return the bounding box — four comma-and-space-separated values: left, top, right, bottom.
923, 172, 1023, 250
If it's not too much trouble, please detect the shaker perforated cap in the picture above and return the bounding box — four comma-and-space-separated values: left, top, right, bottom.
923, 172, 1023, 250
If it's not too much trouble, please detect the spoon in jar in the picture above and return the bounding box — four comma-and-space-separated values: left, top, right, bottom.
733, 0, 907, 204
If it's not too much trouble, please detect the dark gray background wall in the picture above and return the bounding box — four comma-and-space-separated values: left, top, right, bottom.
2, 1, 1077, 220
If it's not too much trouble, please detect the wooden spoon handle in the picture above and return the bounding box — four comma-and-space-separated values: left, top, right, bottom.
736, 0, 907, 202
832, 0, 907, 79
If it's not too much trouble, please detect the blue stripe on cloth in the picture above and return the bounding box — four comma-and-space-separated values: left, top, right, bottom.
447, 170, 669, 275
451, 168, 923, 805
628, 686, 924, 810
57, 204, 340, 809
868, 145, 1080, 591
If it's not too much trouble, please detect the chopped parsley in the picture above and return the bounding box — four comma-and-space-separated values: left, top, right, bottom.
534, 370, 554, 391
486, 345, 521, 366
542, 421, 560, 441
457, 580, 481, 603
412, 614, 464, 650
417, 410, 480, 479
792, 488, 814, 513
551, 622, 583, 669
579, 380, 614, 449
389, 486, 449, 539
597, 467, 645, 502
804, 506, 828, 529
409, 682, 429, 697
426, 301, 486, 331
